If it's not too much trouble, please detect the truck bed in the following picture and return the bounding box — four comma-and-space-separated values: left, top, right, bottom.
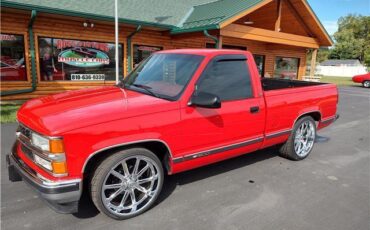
261, 78, 326, 91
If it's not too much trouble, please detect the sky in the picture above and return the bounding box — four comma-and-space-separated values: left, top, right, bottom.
307, 0, 370, 35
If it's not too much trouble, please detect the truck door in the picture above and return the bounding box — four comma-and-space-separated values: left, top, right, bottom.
177, 54, 266, 161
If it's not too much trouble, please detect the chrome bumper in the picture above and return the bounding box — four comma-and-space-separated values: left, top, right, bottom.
7, 143, 82, 213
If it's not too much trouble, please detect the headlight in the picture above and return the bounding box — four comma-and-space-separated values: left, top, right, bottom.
34, 154, 67, 175
34, 154, 52, 171
31, 133, 50, 151
31, 133, 65, 153
30, 132, 67, 176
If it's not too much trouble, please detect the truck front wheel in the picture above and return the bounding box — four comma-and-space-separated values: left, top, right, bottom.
280, 116, 316, 160
90, 148, 164, 220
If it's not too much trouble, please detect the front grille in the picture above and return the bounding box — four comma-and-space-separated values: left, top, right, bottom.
18, 124, 32, 139
21, 143, 34, 161
17, 123, 36, 161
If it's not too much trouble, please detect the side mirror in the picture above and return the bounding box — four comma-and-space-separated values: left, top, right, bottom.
189, 92, 221, 109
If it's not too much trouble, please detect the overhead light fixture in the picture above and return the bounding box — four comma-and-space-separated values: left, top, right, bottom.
83, 21, 94, 28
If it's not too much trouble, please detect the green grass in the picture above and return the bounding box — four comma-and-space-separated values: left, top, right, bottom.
320, 76, 358, 86
1, 104, 21, 123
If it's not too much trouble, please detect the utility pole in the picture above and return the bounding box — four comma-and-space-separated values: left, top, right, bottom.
115, 0, 119, 84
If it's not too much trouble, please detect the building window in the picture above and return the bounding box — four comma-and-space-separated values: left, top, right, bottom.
274, 57, 300, 79
206, 43, 247, 50
253, 54, 265, 77
133, 45, 162, 68
0, 33, 27, 81
197, 55, 252, 101
38, 37, 122, 81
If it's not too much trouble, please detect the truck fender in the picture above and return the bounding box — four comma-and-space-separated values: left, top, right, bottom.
81, 138, 173, 174
293, 109, 322, 128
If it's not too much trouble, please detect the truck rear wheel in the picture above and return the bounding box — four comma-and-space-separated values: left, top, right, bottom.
280, 116, 316, 160
90, 148, 164, 220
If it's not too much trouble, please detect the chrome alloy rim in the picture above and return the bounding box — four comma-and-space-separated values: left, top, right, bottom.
364, 81, 370, 87
101, 156, 161, 216
294, 121, 315, 157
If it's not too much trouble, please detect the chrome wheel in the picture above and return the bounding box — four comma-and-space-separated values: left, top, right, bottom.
363, 81, 370, 88
101, 156, 161, 217
294, 120, 315, 157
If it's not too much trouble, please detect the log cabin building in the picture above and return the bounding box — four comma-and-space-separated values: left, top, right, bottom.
0, 0, 332, 100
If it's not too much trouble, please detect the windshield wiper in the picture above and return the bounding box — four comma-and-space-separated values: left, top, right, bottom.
131, 83, 162, 98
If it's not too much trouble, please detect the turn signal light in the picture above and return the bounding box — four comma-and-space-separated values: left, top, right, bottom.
50, 139, 65, 153
52, 161, 68, 174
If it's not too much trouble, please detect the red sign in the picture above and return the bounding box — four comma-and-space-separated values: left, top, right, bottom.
0, 34, 17, 41
57, 39, 109, 52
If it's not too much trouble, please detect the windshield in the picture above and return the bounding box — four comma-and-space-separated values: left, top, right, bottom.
123, 53, 204, 100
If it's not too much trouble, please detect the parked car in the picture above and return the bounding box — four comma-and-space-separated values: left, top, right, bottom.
0, 58, 27, 81
352, 73, 370, 88
71, 47, 97, 58
7, 49, 339, 220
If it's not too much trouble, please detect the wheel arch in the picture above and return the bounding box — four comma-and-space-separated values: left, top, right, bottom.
82, 139, 173, 178
293, 110, 322, 128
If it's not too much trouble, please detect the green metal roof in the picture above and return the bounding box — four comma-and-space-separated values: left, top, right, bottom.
1, 0, 216, 29
173, 0, 263, 33
1, 0, 264, 31
1, 0, 331, 42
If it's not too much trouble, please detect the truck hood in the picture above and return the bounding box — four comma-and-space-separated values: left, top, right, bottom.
17, 86, 178, 135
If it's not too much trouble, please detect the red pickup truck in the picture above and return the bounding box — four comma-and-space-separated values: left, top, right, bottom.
7, 49, 339, 220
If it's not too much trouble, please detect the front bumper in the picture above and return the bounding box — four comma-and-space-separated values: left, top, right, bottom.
7, 143, 82, 214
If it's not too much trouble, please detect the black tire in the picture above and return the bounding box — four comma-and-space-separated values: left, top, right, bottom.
279, 116, 316, 161
90, 148, 164, 220
362, 81, 370, 88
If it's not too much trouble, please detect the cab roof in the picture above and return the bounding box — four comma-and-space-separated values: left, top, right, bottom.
157, 49, 251, 57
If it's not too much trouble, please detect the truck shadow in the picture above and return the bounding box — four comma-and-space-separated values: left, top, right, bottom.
73, 147, 278, 219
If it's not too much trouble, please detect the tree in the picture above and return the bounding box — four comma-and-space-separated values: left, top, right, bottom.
306, 48, 330, 66
329, 15, 370, 66
317, 48, 330, 63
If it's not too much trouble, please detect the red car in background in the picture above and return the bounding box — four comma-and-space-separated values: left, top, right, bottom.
0, 57, 27, 81
71, 47, 97, 58
352, 73, 370, 88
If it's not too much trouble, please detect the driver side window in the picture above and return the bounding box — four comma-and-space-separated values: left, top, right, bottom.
197, 55, 253, 101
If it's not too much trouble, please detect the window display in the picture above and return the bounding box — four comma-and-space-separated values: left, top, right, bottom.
38, 37, 122, 81
253, 54, 265, 77
274, 57, 300, 79
0, 33, 27, 81
133, 45, 162, 68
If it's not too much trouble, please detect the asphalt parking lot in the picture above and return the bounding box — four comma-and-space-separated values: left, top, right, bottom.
1, 86, 369, 230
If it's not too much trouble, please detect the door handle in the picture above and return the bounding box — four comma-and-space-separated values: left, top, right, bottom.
250, 106, 260, 113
